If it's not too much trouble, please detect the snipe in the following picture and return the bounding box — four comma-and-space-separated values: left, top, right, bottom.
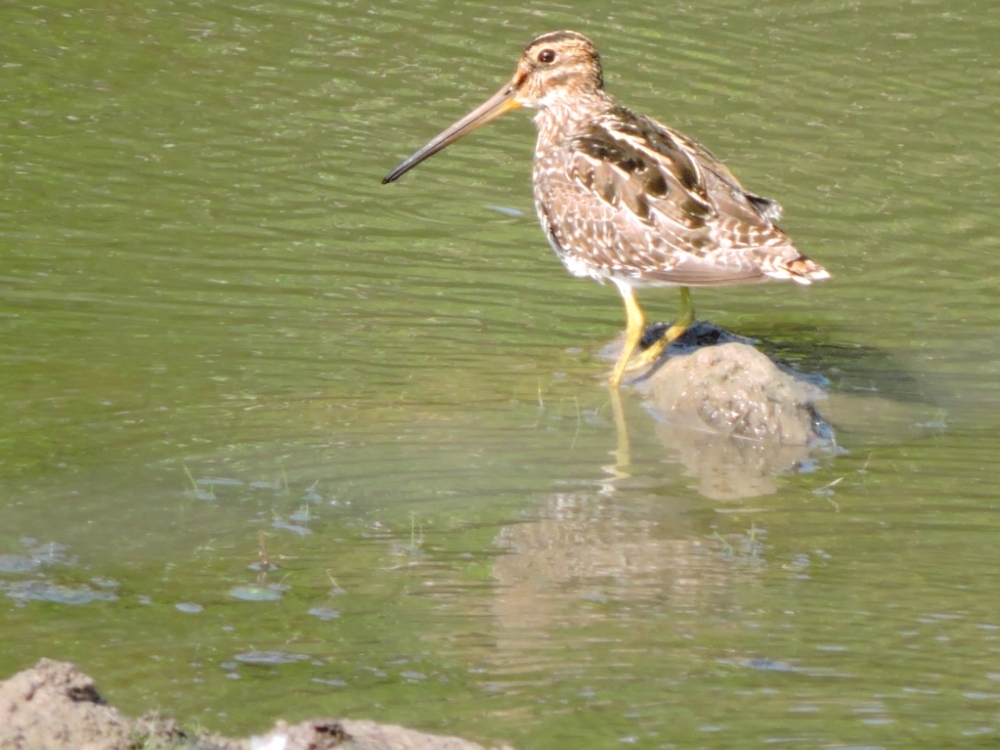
383, 31, 830, 386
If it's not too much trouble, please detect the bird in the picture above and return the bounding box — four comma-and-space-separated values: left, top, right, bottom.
382, 30, 830, 386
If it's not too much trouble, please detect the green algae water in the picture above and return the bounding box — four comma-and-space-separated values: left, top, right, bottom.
3, 1, 1000, 747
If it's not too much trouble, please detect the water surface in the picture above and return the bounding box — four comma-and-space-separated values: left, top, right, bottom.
3, 1, 1000, 748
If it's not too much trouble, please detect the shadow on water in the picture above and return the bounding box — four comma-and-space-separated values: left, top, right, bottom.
601, 318, 942, 500
763, 324, 927, 405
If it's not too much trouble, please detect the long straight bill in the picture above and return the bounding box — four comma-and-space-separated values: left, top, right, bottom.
382, 83, 521, 184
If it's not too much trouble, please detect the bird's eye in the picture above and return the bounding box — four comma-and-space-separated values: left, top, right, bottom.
537, 48, 556, 64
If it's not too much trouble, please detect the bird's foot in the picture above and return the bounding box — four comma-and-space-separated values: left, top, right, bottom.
625, 319, 691, 375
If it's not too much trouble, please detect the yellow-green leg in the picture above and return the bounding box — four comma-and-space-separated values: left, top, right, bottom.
607, 384, 631, 482
608, 281, 646, 387
625, 286, 695, 376
597, 385, 632, 493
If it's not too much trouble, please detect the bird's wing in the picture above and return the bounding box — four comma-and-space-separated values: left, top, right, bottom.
665, 125, 783, 222
560, 109, 796, 284
600, 110, 786, 233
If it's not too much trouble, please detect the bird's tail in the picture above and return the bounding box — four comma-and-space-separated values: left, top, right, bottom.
762, 251, 831, 285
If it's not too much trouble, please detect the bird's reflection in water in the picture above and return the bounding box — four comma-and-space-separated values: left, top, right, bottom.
492, 490, 708, 641
606, 322, 836, 500
489, 327, 834, 655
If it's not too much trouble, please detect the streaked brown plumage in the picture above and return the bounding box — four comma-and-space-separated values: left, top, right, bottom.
383, 30, 830, 386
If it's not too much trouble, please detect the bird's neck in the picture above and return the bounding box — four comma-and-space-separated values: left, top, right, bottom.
532, 90, 614, 142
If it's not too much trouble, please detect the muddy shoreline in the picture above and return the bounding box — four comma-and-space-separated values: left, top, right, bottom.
0, 659, 512, 750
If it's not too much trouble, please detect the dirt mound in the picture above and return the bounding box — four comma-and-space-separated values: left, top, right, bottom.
0, 660, 511, 750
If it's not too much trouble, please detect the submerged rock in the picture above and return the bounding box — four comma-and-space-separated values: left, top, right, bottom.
633, 322, 834, 499
0, 660, 512, 750
645, 343, 825, 439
